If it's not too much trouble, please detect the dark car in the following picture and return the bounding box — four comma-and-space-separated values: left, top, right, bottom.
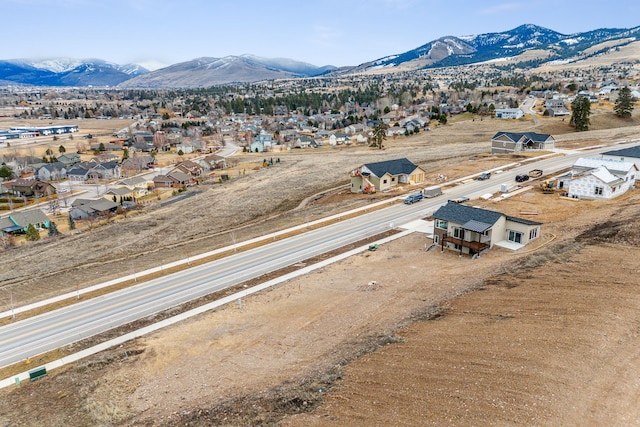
515, 174, 530, 182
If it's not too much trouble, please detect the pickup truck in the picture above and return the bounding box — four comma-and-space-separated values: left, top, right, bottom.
476, 172, 491, 180
404, 193, 423, 204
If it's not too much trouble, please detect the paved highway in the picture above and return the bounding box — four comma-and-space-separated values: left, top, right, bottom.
0, 142, 635, 368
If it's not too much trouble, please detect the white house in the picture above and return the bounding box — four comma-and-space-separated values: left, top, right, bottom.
557, 157, 637, 200
495, 108, 524, 119
601, 145, 640, 171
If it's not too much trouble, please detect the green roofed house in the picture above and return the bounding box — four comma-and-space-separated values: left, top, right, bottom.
432, 201, 542, 256
350, 158, 425, 193
0, 208, 50, 235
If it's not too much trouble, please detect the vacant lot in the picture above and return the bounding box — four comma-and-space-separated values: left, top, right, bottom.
1, 113, 640, 426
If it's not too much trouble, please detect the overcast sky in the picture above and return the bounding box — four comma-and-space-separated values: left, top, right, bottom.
4, 0, 640, 70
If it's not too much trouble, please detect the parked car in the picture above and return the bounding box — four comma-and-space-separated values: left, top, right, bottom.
404, 193, 423, 204
515, 174, 530, 182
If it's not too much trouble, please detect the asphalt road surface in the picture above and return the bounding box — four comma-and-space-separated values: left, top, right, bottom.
0, 142, 635, 368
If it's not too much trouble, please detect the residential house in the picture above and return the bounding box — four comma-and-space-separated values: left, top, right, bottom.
174, 160, 204, 178
293, 136, 316, 149
547, 107, 570, 117
494, 108, 524, 119
87, 161, 122, 181
67, 164, 91, 182
114, 176, 149, 198
601, 145, 640, 171
329, 133, 351, 146
167, 170, 196, 187
250, 131, 273, 153
556, 157, 637, 199
0, 208, 50, 235
10, 178, 56, 198
57, 153, 81, 168
491, 132, 556, 155
431, 201, 542, 255
350, 158, 425, 193
152, 174, 175, 189
35, 162, 67, 181
121, 155, 157, 174
104, 187, 135, 205
202, 154, 227, 170
70, 198, 119, 219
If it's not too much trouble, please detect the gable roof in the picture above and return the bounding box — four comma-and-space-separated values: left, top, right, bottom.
433, 201, 503, 226
0, 208, 49, 230
601, 145, 640, 159
363, 158, 420, 178
590, 166, 624, 185
492, 131, 553, 143
573, 157, 636, 174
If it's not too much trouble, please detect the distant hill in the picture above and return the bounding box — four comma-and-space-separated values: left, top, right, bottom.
118, 55, 336, 88
1, 24, 639, 88
0, 58, 148, 87
352, 24, 640, 72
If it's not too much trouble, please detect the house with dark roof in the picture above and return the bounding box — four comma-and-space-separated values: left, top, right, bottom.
0, 208, 50, 234
350, 158, 425, 193
35, 162, 67, 181
10, 178, 56, 198
70, 198, 119, 219
491, 132, 555, 155
432, 201, 542, 255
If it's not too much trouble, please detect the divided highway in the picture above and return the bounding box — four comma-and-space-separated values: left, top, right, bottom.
0, 143, 634, 368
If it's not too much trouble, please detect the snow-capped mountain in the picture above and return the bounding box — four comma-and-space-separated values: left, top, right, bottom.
1, 24, 639, 88
353, 24, 640, 71
118, 55, 336, 88
0, 58, 149, 86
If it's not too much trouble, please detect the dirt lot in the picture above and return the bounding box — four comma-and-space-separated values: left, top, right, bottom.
1, 113, 640, 426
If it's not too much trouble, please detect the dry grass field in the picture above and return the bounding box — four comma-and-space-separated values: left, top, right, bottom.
2, 109, 640, 426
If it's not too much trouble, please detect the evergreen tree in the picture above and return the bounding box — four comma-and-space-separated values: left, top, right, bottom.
614, 87, 634, 118
48, 221, 59, 237
371, 122, 388, 150
570, 96, 591, 131
58, 145, 66, 154
25, 224, 40, 241
68, 214, 76, 230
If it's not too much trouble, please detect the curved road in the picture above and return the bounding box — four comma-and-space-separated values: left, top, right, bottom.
0, 142, 636, 368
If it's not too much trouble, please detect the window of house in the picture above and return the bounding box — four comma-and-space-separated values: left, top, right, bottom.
529, 227, 538, 240
508, 230, 522, 244
392, 177, 396, 182
434, 235, 439, 244
453, 227, 464, 239
435, 219, 448, 230
383, 179, 387, 184
594, 186, 603, 195
454, 244, 462, 251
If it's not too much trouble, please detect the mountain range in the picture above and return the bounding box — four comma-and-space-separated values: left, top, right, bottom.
1, 24, 639, 88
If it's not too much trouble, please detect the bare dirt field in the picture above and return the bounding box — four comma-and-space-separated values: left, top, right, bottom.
1, 114, 640, 426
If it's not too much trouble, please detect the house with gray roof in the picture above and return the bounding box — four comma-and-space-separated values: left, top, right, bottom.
601, 145, 640, 171
0, 208, 50, 234
432, 201, 542, 255
70, 198, 119, 219
491, 132, 556, 155
557, 157, 637, 200
36, 162, 67, 181
350, 158, 425, 193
